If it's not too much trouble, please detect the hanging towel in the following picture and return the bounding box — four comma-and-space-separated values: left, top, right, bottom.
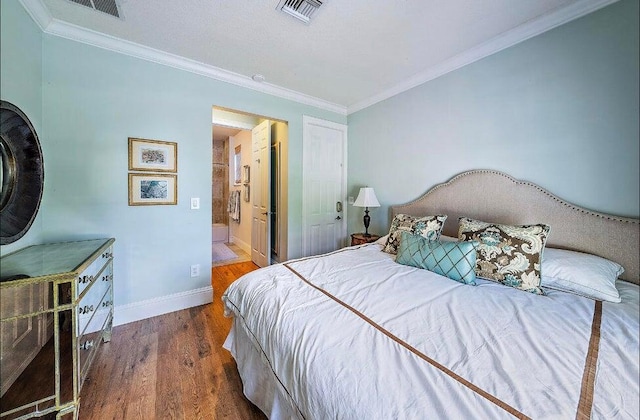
228, 190, 241, 222
226, 191, 233, 214
233, 190, 241, 222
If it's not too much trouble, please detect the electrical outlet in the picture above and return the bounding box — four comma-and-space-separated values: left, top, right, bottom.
348, 196, 354, 205
190, 264, 200, 277
190, 197, 200, 210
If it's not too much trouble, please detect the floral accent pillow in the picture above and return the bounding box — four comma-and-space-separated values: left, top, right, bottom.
458, 217, 550, 295
382, 214, 447, 255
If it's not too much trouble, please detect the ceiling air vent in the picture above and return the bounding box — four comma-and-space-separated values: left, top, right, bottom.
68, 0, 122, 19
277, 0, 323, 24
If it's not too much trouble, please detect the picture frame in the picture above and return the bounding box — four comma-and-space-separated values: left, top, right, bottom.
243, 165, 250, 184
243, 184, 250, 202
129, 138, 177, 172
128, 173, 177, 206
233, 146, 242, 185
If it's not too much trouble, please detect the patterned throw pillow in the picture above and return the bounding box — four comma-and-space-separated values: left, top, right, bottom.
396, 232, 479, 285
458, 217, 550, 294
382, 214, 447, 255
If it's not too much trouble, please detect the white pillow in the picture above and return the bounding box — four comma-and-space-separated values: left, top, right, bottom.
439, 235, 458, 242
375, 234, 389, 245
541, 248, 624, 302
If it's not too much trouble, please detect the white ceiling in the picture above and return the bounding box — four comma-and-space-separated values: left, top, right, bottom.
22, 0, 616, 114
212, 126, 242, 143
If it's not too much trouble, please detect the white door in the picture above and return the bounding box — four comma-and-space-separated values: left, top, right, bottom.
251, 120, 271, 267
302, 116, 348, 256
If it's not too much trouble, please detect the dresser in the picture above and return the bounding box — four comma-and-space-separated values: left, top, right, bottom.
0, 238, 115, 420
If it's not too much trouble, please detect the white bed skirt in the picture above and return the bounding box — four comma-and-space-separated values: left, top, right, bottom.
224, 317, 301, 420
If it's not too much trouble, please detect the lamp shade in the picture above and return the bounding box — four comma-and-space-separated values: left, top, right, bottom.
353, 187, 380, 208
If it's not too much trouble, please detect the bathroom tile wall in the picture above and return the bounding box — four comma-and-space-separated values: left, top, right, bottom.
212, 139, 229, 225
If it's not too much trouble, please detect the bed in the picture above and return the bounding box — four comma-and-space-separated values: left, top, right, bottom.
222, 169, 639, 419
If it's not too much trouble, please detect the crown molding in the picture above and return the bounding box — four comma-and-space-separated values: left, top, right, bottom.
18, 0, 52, 29
19, 0, 617, 117
347, 0, 619, 114
17, 0, 347, 116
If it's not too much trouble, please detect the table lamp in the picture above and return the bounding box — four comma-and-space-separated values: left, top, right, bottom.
353, 187, 380, 237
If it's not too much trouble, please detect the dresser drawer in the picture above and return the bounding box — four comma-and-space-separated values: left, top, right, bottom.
75, 245, 113, 298
78, 284, 112, 386
77, 263, 112, 336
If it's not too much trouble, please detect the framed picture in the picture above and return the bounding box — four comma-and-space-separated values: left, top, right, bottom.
243, 184, 250, 202
243, 165, 250, 184
129, 138, 177, 172
129, 173, 177, 205
233, 146, 242, 185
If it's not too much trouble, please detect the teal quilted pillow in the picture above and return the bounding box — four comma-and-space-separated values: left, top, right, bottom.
396, 232, 479, 285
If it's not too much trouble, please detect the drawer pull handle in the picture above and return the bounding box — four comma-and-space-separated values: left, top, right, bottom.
78, 275, 94, 284
79, 305, 94, 314
102, 300, 112, 308
102, 252, 113, 259
102, 274, 113, 282
80, 340, 94, 351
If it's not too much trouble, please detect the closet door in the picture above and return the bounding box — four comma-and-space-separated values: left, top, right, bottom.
302, 116, 348, 256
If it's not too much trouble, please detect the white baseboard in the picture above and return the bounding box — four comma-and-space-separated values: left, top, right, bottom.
113, 286, 213, 326
230, 236, 251, 255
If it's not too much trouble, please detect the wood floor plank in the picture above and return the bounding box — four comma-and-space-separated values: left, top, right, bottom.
79, 261, 263, 419
123, 331, 158, 419
155, 311, 186, 420
177, 309, 212, 420
86, 325, 138, 420
79, 336, 119, 417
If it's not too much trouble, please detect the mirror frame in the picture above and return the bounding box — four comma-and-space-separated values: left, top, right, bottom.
0, 101, 44, 245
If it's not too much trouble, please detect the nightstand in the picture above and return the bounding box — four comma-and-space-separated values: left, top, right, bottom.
351, 233, 381, 246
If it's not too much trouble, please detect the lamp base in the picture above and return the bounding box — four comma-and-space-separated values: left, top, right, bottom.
363, 208, 371, 237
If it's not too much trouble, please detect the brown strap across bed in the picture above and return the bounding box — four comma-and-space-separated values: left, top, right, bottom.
284, 262, 530, 419
284, 261, 604, 420
576, 300, 603, 420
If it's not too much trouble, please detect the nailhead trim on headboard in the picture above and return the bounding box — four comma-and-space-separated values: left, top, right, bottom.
391, 169, 639, 284
400, 169, 639, 224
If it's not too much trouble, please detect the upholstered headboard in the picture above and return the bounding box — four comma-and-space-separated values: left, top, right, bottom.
390, 170, 640, 284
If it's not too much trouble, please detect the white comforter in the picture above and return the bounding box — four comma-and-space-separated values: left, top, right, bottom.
222, 243, 640, 419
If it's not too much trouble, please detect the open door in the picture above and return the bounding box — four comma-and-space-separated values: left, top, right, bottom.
251, 120, 271, 267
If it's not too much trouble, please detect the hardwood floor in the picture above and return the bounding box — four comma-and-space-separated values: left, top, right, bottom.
79, 261, 263, 419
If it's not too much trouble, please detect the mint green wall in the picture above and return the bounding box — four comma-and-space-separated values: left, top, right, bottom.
3, 0, 637, 306
1, 2, 344, 306
40, 36, 345, 305
0, 1, 44, 256
347, 0, 639, 237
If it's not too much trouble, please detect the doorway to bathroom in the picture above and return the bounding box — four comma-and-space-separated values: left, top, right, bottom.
212, 124, 252, 267
211, 107, 288, 268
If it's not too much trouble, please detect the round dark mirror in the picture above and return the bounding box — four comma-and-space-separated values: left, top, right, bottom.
1, 135, 17, 210
0, 101, 44, 245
